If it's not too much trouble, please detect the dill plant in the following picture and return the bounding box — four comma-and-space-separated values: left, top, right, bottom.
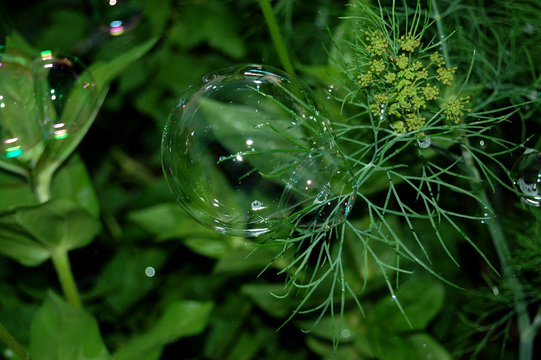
255, 0, 537, 356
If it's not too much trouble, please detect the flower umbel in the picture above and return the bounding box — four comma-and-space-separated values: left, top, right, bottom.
443, 95, 471, 124
357, 24, 468, 133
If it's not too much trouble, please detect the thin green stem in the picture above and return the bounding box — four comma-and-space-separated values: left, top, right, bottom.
258, 0, 296, 75
32, 168, 53, 203
51, 250, 82, 309
460, 83, 533, 360
431, 2, 533, 357
431, 0, 450, 67
0, 322, 31, 360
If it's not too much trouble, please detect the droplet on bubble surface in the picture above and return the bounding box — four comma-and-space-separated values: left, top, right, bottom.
417, 136, 431, 149
511, 149, 541, 207
0, 49, 41, 159
32, 51, 98, 141
162, 65, 355, 237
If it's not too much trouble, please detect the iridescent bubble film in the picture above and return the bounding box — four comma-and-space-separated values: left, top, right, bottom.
92, 0, 142, 36
162, 65, 355, 237
33, 51, 98, 141
512, 149, 541, 207
0, 49, 41, 159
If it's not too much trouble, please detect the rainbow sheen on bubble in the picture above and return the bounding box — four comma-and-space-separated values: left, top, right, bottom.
162, 65, 355, 237
0, 49, 41, 159
92, 0, 142, 36
512, 149, 541, 207
33, 52, 98, 141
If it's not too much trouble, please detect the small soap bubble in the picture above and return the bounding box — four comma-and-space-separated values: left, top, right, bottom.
32, 52, 98, 141
92, 0, 142, 36
511, 149, 541, 207
162, 65, 355, 237
144, 266, 155, 277
0, 49, 42, 159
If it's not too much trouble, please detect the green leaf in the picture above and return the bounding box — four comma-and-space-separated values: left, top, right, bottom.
30, 292, 110, 360
52, 154, 100, 217
0, 199, 101, 266
0, 47, 43, 167
127, 203, 241, 258
241, 283, 295, 318
213, 246, 282, 275
112, 300, 213, 360
93, 246, 168, 313
0, 170, 36, 212
371, 278, 445, 332
168, 1, 246, 58
34, 36, 159, 184
370, 331, 452, 360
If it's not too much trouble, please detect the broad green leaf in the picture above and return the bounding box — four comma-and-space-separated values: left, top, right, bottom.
30, 292, 110, 360
0, 199, 101, 266
0, 154, 98, 216
371, 278, 445, 332
241, 283, 296, 318
112, 300, 213, 360
0, 169, 36, 212
407, 333, 453, 360
371, 331, 453, 360
127, 203, 241, 258
167, 1, 246, 58
202, 294, 252, 359
34, 36, 159, 184
306, 336, 359, 360
51, 154, 100, 217
213, 245, 282, 275
36, 10, 88, 51
93, 246, 167, 313
224, 330, 260, 360
0, 47, 43, 168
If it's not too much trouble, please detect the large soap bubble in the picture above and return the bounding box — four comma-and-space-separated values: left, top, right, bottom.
0, 49, 41, 159
162, 65, 355, 237
33, 51, 98, 141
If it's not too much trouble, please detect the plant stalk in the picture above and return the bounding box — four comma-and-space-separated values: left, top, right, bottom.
32, 168, 53, 203
431, 2, 533, 358
51, 250, 82, 309
258, 0, 296, 75
0, 322, 31, 360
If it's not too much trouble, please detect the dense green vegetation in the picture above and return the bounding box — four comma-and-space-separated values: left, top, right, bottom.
1, 0, 540, 359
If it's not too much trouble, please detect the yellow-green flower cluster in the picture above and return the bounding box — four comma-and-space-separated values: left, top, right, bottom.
443, 95, 471, 124
357, 29, 470, 132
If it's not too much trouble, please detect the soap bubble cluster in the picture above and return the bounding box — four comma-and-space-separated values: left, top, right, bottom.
0, 48, 97, 159
162, 65, 355, 237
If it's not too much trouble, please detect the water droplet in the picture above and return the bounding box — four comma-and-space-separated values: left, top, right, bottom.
144, 266, 155, 277
478, 205, 494, 224
162, 65, 354, 237
417, 136, 431, 149
314, 183, 331, 204
0, 48, 41, 159
33, 52, 98, 141
251, 200, 265, 211
511, 149, 541, 207
326, 84, 335, 100
341, 329, 351, 338
523, 23, 535, 35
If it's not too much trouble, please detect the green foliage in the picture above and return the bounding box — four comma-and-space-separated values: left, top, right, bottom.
0, 0, 540, 359
30, 292, 111, 360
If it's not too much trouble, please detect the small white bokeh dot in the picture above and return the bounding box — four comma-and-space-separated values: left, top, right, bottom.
145, 266, 155, 278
